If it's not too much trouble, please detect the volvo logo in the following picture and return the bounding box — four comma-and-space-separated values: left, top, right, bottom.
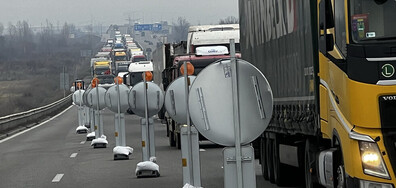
382, 95, 396, 101
381, 64, 395, 78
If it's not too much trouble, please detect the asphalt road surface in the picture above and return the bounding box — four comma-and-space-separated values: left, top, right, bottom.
0, 106, 298, 188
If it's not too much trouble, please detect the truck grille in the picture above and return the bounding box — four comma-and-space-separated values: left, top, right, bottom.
379, 95, 396, 128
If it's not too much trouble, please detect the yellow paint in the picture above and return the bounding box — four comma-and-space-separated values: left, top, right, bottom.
94, 125, 98, 130
182, 158, 187, 167
142, 141, 145, 147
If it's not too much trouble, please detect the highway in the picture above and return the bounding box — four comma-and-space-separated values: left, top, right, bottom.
0, 106, 295, 188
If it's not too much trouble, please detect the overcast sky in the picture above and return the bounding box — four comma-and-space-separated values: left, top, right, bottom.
0, 0, 239, 27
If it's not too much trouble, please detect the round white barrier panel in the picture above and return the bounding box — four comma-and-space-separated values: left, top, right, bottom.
105, 84, 130, 113
82, 88, 91, 107
87, 87, 107, 110
73, 90, 85, 105
128, 82, 164, 117
164, 76, 196, 124
188, 59, 273, 146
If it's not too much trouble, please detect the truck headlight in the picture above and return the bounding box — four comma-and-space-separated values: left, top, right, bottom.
359, 141, 390, 179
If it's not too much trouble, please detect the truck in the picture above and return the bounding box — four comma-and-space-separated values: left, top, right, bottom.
239, 0, 396, 187
159, 46, 240, 149
93, 61, 111, 77
152, 42, 187, 121
186, 24, 240, 54
112, 51, 130, 75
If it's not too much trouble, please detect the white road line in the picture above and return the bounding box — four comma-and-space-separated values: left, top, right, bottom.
80, 141, 86, 144
51, 174, 64, 183
199, 149, 206, 152
70, 153, 78, 158
0, 105, 73, 144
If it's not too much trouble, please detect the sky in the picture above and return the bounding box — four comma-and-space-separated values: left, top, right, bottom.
0, 0, 239, 28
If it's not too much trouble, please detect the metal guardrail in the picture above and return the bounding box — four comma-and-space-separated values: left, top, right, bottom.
0, 94, 73, 134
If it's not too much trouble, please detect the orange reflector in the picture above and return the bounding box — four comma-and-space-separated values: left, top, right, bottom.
142, 141, 146, 147
143, 71, 153, 81
182, 158, 187, 167
92, 78, 99, 88
180, 62, 194, 75
114, 76, 123, 84
115, 132, 118, 137
76, 82, 82, 89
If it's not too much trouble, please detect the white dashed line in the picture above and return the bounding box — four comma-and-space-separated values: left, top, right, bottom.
199, 149, 206, 152
80, 141, 86, 144
70, 153, 78, 158
52, 174, 64, 183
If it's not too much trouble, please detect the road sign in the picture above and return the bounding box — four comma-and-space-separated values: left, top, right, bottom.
134, 24, 162, 31
188, 59, 273, 146
134, 24, 153, 31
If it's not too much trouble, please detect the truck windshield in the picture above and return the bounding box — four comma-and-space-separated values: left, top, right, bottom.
115, 56, 128, 61
97, 76, 114, 84
94, 68, 110, 76
350, 0, 396, 43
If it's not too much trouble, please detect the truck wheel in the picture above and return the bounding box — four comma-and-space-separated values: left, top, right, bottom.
334, 144, 345, 188
169, 131, 176, 147
266, 137, 275, 183
175, 132, 181, 149
336, 164, 346, 188
304, 139, 322, 188
260, 137, 269, 180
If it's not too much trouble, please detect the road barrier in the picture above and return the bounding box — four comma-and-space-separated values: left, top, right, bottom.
0, 94, 72, 134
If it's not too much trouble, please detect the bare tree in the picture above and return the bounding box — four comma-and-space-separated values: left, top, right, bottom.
171, 17, 190, 43
0, 23, 4, 36
8, 22, 17, 37
219, 16, 239, 24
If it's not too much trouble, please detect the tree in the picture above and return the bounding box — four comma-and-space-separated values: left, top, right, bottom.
0, 23, 3, 36
171, 17, 190, 43
8, 22, 17, 37
219, 16, 239, 24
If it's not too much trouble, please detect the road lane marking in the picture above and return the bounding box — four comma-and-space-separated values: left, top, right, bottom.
199, 149, 206, 152
52, 174, 64, 183
0, 105, 73, 144
80, 141, 86, 144
70, 153, 78, 158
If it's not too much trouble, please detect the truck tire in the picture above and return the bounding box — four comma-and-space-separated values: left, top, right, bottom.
168, 120, 176, 147
334, 141, 346, 188
175, 132, 181, 149
266, 137, 275, 183
260, 137, 269, 180
304, 139, 322, 188
169, 131, 176, 147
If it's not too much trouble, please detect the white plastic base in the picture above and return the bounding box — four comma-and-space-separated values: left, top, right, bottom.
183, 183, 203, 188
135, 161, 160, 178
91, 135, 108, 148
113, 146, 133, 160
86, 132, 95, 141
76, 125, 88, 134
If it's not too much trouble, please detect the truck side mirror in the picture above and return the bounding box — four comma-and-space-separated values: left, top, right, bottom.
319, 0, 335, 53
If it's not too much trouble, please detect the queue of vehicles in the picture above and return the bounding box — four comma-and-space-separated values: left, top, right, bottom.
90, 30, 146, 88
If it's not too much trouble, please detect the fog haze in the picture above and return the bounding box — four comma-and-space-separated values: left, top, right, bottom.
0, 0, 238, 26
